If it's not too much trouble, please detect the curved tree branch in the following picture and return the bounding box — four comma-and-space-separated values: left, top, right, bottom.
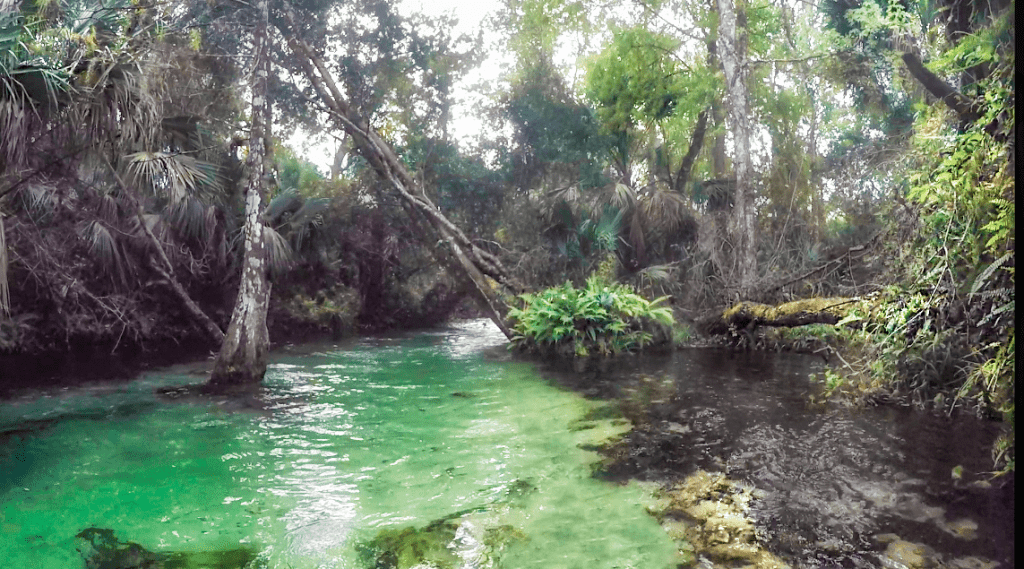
901, 52, 980, 124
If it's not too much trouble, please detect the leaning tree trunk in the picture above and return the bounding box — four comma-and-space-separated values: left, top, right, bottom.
276, 2, 518, 339
209, 0, 273, 387
106, 160, 225, 344
715, 0, 758, 296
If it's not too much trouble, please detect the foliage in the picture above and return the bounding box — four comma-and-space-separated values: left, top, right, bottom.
502, 57, 611, 192
0, 0, 245, 353
403, 136, 507, 237
276, 146, 326, 198
271, 284, 360, 339
898, 7, 1013, 470
507, 276, 673, 357
584, 26, 716, 188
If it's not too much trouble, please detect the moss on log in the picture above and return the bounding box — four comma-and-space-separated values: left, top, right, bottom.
702, 297, 858, 335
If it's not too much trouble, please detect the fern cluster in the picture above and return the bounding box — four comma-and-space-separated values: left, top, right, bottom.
507, 277, 674, 357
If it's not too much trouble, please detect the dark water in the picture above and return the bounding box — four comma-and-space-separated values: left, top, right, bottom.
541, 348, 1014, 568
0, 321, 1013, 568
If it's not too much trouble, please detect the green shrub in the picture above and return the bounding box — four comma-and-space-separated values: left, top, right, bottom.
507, 276, 674, 357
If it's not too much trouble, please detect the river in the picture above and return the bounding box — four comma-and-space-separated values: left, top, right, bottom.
0, 319, 1013, 568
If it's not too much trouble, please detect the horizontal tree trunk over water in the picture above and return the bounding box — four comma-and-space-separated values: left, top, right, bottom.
700, 297, 858, 336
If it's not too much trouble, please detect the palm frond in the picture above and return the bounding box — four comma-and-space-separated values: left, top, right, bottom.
593, 205, 624, 253
264, 187, 303, 226
80, 219, 127, 284
0, 96, 32, 168
96, 191, 121, 223
290, 197, 330, 226
262, 224, 294, 277
168, 196, 214, 242
126, 151, 220, 204
637, 264, 675, 288
640, 187, 693, 235
547, 184, 582, 207
60, 0, 129, 36
18, 180, 60, 220
606, 182, 636, 212
286, 197, 329, 251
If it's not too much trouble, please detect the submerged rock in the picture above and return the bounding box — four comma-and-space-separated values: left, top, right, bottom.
874, 534, 1001, 569
877, 536, 934, 569
356, 514, 527, 569
76, 528, 162, 569
357, 519, 461, 569
75, 527, 257, 569
649, 470, 789, 569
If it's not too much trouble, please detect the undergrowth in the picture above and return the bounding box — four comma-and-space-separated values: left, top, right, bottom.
507, 276, 674, 357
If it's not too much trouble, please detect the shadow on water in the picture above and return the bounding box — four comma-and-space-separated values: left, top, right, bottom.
532, 347, 1014, 568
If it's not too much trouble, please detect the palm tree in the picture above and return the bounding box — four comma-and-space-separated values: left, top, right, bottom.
1, 0, 235, 349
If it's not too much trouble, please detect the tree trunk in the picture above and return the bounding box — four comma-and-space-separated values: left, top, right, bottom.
901, 52, 980, 125
807, 88, 824, 244
671, 108, 710, 194
705, 31, 728, 179
699, 297, 857, 336
276, 1, 518, 340
209, 0, 273, 387
715, 0, 757, 296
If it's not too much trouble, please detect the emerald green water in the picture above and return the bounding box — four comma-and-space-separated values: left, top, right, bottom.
0, 320, 681, 568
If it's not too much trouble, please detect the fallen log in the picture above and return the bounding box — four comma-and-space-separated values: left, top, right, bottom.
700, 297, 859, 336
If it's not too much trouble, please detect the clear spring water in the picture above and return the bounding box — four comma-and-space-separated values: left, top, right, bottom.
0, 320, 681, 568
0, 320, 1013, 568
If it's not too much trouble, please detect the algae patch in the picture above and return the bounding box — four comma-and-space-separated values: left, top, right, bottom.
644, 470, 789, 569
355, 516, 527, 569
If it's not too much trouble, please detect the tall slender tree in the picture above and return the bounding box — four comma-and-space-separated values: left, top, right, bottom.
208, 0, 274, 386
714, 0, 756, 295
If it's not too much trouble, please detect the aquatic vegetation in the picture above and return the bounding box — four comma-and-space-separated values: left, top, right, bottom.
507, 276, 674, 357
355, 516, 527, 569
647, 471, 788, 569
357, 520, 461, 569
75, 527, 257, 569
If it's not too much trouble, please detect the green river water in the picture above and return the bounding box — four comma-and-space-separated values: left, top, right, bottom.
1, 320, 682, 568
0, 320, 1014, 568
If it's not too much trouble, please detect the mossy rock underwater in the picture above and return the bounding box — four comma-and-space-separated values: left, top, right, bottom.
356, 516, 526, 569
75, 527, 257, 569
650, 471, 789, 569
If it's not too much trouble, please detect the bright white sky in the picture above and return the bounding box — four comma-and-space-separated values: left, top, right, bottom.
399, 0, 512, 145
290, 0, 508, 171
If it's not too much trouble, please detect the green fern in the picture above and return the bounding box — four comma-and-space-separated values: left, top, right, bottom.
508, 276, 674, 357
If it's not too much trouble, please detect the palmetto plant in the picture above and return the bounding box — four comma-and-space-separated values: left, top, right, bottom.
260, 186, 331, 276
540, 179, 697, 282
0, 0, 235, 345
